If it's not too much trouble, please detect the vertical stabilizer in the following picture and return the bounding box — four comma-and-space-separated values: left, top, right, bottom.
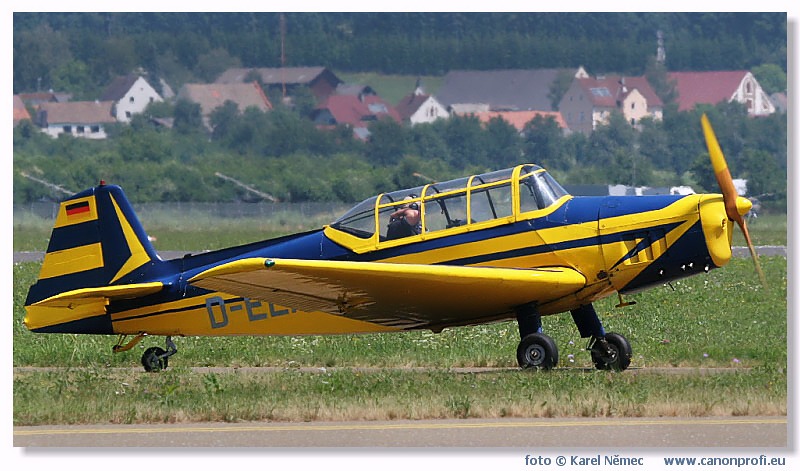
25, 183, 161, 307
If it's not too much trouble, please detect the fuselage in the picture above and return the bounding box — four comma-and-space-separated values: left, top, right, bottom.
24, 164, 741, 338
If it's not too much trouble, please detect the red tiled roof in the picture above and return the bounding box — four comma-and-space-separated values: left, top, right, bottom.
577, 76, 663, 108
319, 94, 401, 127
667, 71, 748, 111
13, 95, 31, 124
460, 110, 567, 131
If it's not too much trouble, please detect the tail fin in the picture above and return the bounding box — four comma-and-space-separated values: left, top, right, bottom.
24, 183, 162, 332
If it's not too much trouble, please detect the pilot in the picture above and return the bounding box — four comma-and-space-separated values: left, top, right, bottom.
387, 195, 421, 239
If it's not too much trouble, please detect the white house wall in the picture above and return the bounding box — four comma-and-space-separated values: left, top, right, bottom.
114, 77, 164, 123
410, 97, 450, 125
732, 72, 775, 116
43, 124, 107, 139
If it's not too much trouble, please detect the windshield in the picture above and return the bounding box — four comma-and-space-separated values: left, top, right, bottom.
330, 164, 570, 240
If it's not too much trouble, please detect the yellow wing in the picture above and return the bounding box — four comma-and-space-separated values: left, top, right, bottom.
188, 258, 585, 330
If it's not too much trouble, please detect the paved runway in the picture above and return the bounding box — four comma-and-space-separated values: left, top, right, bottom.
14, 416, 787, 447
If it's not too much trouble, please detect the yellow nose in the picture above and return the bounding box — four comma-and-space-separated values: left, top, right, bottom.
699, 195, 734, 268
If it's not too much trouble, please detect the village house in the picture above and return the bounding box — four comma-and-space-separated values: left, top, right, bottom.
13, 95, 31, 126
312, 93, 401, 140
18, 91, 72, 108
100, 74, 164, 123
667, 70, 775, 116
436, 67, 588, 113
395, 82, 449, 125
558, 75, 663, 134
176, 82, 273, 130
215, 66, 342, 105
35, 101, 116, 139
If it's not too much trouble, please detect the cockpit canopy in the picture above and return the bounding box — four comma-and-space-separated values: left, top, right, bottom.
330, 164, 570, 243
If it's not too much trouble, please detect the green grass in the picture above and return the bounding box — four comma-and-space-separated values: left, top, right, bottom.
12, 206, 787, 426
13, 255, 787, 425
732, 213, 787, 247
14, 367, 785, 425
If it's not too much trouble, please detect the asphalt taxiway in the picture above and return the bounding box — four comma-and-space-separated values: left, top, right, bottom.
14, 416, 787, 447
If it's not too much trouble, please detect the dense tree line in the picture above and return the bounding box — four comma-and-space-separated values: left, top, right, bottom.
13, 97, 787, 212
13, 12, 786, 97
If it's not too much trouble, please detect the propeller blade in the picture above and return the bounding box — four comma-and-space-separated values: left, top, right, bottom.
701, 114, 767, 288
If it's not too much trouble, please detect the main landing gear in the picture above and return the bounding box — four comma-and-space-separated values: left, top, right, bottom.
515, 303, 632, 371
114, 334, 178, 372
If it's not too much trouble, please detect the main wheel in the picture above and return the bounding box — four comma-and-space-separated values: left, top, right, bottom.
517, 333, 558, 370
591, 332, 632, 371
141, 346, 169, 372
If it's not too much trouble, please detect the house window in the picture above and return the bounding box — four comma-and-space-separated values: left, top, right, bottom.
745, 82, 752, 93
126, 111, 132, 118
76, 126, 85, 134
631, 102, 636, 110
579, 112, 585, 123
129, 96, 135, 103
63, 125, 72, 133
91, 125, 100, 133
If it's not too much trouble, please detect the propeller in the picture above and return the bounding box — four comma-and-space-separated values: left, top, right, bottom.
701, 113, 767, 288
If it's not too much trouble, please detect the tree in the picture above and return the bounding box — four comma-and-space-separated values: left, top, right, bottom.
209, 100, 240, 141
173, 98, 204, 135
751, 63, 786, 94
442, 114, 486, 168
644, 56, 677, 105
50, 60, 94, 100
484, 117, 522, 168
366, 118, 409, 166
195, 48, 242, 82
523, 115, 569, 170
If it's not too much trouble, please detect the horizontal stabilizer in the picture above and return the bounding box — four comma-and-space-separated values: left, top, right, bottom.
24, 282, 164, 331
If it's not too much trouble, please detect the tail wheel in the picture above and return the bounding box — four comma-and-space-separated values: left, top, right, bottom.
591, 332, 632, 371
517, 333, 558, 370
142, 346, 169, 372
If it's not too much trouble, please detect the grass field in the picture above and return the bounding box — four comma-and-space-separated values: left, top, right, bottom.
12, 206, 788, 425
13, 254, 787, 425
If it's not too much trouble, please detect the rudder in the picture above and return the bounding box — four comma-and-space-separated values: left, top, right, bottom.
25, 183, 161, 307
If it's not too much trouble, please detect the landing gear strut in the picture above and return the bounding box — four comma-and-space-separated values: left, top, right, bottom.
514, 303, 633, 371
572, 304, 632, 371
141, 336, 178, 372
589, 333, 632, 371
515, 303, 558, 369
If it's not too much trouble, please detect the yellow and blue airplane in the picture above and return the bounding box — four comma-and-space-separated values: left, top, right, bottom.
23, 115, 763, 372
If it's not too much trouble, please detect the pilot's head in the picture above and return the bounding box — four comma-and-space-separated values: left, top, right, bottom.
403, 195, 419, 211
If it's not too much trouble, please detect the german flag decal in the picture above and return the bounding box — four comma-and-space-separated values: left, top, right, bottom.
66, 201, 91, 216
54, 197, 98, 228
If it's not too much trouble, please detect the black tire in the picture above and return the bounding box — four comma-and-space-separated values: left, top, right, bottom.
591, 332, 632, 371
141, 346, 168, 372
516, 333, 558, 370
